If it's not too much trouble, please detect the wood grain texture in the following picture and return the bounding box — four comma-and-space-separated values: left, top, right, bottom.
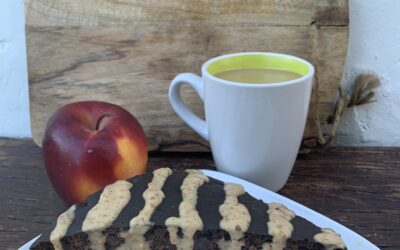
26, 0, 348, 27
26, 0, 349, 151
1, 138, 399, 249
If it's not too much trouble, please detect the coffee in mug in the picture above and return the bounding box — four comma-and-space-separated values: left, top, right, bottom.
214, 68, 302, 84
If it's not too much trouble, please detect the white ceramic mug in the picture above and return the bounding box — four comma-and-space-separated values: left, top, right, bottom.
169, 52, 314, 191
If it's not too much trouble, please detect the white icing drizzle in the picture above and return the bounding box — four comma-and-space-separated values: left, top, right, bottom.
82, 180, 133, 250
314, 228, 346, 250
165, 169, 209, 250
218, 183, 251, 250
263, 202, 295, 250
50, 205, 76, 250
117, 168, 172, 250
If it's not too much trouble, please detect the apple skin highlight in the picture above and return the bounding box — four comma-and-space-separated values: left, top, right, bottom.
43, 101, 148, 205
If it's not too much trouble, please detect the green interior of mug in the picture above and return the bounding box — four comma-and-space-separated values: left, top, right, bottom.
207, 54, 310, 76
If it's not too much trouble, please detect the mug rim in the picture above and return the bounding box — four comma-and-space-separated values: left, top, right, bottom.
201, 52, 315, 88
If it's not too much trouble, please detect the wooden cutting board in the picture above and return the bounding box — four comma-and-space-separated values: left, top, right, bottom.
26, 0, 349, 151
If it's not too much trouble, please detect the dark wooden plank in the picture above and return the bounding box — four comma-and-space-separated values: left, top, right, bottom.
281, 148, 400, 249
0, 138, 399, 249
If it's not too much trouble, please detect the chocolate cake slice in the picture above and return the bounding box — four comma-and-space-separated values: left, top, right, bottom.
30, 168, 346, 250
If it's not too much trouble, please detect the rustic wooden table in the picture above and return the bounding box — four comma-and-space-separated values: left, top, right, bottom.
0, 138, 399, 250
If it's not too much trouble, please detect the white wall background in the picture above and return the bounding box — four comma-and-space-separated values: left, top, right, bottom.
333, 0, 400, 146
0, 0, 31, 137
0, 0, 399, 145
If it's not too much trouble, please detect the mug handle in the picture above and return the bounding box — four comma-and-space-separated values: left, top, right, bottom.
169, 73, 209, 141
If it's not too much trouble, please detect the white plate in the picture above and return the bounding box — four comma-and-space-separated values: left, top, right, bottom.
20, 170, 379, 250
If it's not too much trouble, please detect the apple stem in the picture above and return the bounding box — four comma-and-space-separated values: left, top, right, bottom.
95, 113, 110, 131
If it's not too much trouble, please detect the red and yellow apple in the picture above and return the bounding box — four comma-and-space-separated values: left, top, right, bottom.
42, 101, 147, 205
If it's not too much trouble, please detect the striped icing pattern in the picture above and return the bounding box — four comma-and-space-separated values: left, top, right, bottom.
117, 168, 172, 250
49, 205, 76, 250
31, 168, 346, 250
264, 202, 295, 250
165, 169, 209, 250
314, 228, 346, 250
82, 180, 133, 250
218, 183, 251, 250
150, 170, 188, 225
